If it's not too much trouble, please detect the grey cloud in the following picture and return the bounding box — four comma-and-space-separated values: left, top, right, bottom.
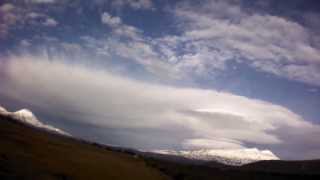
182, 138, 245, 150
182, 110, 262, 130
270, 125, 320, 159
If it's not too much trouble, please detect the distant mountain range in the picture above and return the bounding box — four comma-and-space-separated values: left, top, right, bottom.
151, 148, 279, 166
0, 105, 279, 166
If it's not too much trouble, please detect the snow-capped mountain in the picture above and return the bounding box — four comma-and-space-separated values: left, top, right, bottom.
152, 148, 279, 166
0, 105, 70, 136
0, 106, 7, 113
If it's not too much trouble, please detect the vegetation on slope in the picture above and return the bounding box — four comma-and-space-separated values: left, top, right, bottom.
0, 115, 168, 180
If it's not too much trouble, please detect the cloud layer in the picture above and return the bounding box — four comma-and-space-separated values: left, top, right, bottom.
80, 0, 320, 86
1, 55, 320, 159
2, 0, 319, 86
0, 2, 59, 38
167, 0, 320, 85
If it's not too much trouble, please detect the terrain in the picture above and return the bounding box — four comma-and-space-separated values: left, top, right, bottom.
0, 114, 168, 180
0, 113, 320, 180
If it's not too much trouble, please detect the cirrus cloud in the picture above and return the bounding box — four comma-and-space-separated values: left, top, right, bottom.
167, 0, 320, 86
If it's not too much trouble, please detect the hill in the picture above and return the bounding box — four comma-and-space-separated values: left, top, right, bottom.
1, 113, 320, 180
0, 114, 168, 180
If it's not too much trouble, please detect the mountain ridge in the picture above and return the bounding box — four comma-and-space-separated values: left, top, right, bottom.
0, 106, 70, 136
151, 148, 279, 166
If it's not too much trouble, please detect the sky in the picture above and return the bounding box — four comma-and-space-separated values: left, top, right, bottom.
0, 0, 320, 160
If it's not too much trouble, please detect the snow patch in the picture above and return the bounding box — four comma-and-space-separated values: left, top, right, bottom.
151, 148, 279, 166
0, 106, 8, 113
13, 109, 42, 126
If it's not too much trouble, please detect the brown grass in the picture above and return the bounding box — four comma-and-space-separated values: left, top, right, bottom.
0, 115, 169, 180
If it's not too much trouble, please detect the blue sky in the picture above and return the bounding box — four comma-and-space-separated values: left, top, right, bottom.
0, 0, 320, 159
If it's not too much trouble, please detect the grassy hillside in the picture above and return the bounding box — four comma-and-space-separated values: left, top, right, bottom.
0, 114, 168, 180
144, 157, 320, 180
241, 160, 320, 175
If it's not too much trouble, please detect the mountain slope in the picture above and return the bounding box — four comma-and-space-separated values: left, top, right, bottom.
0, 114, 168, 180
0, 106, 69, 136
241, 160, 320, 175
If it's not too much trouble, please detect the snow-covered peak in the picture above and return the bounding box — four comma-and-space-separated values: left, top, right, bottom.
13, 109, 42, 127
0, 106, 8, 113
0, 105, 70, 136
14, 109, 35, 118
151, 148, 279, 166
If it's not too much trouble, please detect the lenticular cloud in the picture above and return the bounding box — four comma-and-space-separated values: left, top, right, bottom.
1, 55, 320, 159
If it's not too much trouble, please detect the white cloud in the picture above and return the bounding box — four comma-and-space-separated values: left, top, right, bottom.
43, 17, 58, 26
0, 3, 15, 12
182, 138, 245, 149
82, 36, 181, 80
20, 39, 32, 47
60, 42, 82, 52
0, 3, 59, 38
167, 0, 320, 86
111, 0, 153, 10
0, 3, 18, 38
96, 1, 320, 86
98, 13, 182, 79
26, 12, 58, 27
101, 12, 142, 40
29, 0, 55, 4
101, 12, 122, 27
27, 12, 42, 19
2, 55, 320, 159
